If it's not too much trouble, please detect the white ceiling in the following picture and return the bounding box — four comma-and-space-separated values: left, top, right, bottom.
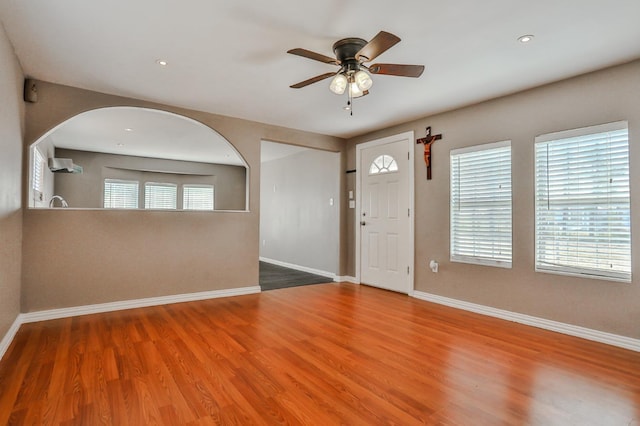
2, 0, 640, 140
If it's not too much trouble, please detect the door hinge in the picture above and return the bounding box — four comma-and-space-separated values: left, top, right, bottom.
407, 266, 410, 275
408, 151, 410, 160
408, 208, 410, 217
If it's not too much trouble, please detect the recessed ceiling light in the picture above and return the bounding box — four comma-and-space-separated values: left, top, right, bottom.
124, 128, 133, 132
156, 59, 168, 66
518, 35, 534, 43
116, 143, 125, 147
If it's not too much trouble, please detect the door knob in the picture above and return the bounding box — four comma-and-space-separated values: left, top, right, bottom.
360, 221, 366, 226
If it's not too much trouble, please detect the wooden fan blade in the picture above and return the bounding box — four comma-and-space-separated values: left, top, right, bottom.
290, 72, 336, 89
356, 31, 401, 62
287, 48, 339, 65
368, 63, 425, 78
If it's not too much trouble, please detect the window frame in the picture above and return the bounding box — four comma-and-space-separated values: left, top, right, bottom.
103, 178, 140, 209
144, 182, 178, 210
534, 121, 631, 283
32, 148, 45, 202
183, 184, 215, 211
450, 140, 513, 268
369, 154, 399, 175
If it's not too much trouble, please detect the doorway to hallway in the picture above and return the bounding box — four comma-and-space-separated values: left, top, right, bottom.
260, 141, 340, 288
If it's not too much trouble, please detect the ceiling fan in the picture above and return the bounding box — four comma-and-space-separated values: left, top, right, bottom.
287, 31, 424, 113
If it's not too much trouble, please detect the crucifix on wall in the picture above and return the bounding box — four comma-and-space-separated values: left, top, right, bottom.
416, 126, 443, 180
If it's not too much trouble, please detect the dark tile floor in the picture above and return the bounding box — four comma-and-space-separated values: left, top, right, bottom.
259, 261, 332, 291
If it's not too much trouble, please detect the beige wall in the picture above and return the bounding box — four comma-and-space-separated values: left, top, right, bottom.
0, 23, 24, 338
22, 81, 345, 312
53, 148, 247, 210
347, 59, 640, 339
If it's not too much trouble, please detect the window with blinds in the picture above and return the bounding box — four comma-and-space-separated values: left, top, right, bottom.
450, 141, 512, 268
144, 182, 177, 209
535, 121, 631, 282
104, 179, 139, 209
183, 185, 214, 210
32, 148, 45, 192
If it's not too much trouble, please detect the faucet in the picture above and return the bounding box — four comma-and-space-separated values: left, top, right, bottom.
49, 195, 69, 208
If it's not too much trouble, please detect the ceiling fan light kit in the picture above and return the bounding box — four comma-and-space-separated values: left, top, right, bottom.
329, 73, 347, 94
288, 31, 424, 115
354, 70, 373, 91
329, 71, 372, 96
348, 80, 365, 98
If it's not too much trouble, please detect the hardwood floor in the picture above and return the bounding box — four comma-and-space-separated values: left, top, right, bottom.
1, 283, 639, 425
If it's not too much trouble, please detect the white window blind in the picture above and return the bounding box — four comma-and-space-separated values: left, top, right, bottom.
535, 121, 631, 282
32, 148, 45, 192
104, 179, 139, 209
450, 141, 512, 268
183, 185, 214, 210
145, 182, 177, 209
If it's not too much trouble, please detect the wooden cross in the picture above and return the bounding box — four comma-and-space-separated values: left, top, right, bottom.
416, 126, 442, 180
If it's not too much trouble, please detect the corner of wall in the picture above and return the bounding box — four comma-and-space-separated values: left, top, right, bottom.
0, 18, 25, 352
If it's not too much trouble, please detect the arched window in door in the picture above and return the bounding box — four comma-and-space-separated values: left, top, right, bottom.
369, 154, 398, 175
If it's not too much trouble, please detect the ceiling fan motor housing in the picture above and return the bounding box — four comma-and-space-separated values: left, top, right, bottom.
333, 37, 367, 73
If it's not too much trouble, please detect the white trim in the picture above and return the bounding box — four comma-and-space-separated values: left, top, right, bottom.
20, 286, 261, 324
450, 139, 511, 156
412, 291, 640, 352
535, 120, 628, 143
260, 257, 337, 281
0, 316, 23, 361
355, 131, 415, 293
335, 276, 359, 284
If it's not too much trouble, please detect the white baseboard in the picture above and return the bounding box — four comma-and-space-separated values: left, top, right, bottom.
0, 285, 261, 363
260, 257, 337, 281
0, 316, 22, 361
412, 291, 640, 353
20, 286, 261, 324
336, 276, 359, 284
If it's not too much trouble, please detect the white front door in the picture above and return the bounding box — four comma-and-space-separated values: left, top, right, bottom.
358, 134, 412, 293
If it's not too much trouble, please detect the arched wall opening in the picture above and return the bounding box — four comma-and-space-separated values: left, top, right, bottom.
28, 106, 249, 211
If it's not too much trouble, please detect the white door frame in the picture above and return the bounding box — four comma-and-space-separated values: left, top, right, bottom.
355, 131, 415, 294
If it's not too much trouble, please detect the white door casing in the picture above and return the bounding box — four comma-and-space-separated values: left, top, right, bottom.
356, 132, 414, 294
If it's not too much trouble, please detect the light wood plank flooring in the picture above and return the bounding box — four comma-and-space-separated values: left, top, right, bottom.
1, 283, 639, 425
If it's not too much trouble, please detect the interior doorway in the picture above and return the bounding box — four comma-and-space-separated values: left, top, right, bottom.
259, 141, 340, 289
